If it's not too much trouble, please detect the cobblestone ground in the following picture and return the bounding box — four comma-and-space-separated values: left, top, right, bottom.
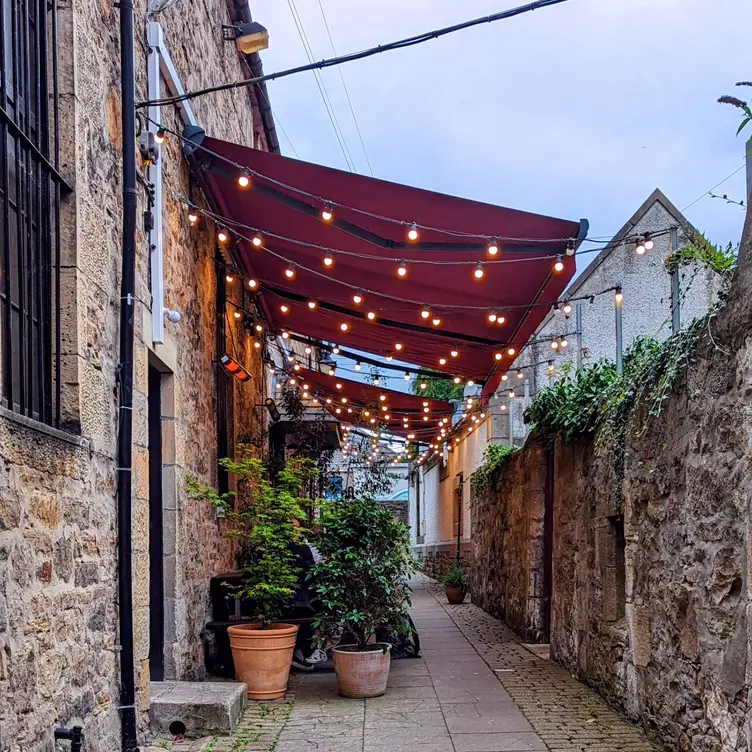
146, 580, 659, 752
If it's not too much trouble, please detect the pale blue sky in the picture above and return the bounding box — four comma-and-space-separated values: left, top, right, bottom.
253, 0, 749, 250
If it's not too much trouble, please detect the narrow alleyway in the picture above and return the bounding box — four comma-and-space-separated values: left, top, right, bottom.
153, 581, 658, 752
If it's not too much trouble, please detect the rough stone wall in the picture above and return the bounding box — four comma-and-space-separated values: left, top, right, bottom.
468, 211, 752, 751
0, 0, 269, 749
414, 541, 471, 582
470, 443, 548, 642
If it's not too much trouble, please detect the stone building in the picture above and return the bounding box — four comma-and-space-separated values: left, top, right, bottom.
0, 1, 279, 749
410, 188, 722, 576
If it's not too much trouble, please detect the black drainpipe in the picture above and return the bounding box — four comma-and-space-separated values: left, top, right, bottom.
116, 0, 139, 747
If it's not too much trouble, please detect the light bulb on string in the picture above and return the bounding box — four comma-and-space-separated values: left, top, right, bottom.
305, 346, 312, 355
473, 263, 485, 280
615, 288, 624, 303
188, 211, 199, 226
550, 339, 559, 350
643, 233, 654, 252
431, 317, 442, 327
253, 340, 262, 350
635, 238, 646, 255
501, 374, 508, 381
453, 377, 461, 384
517, 371, 524, 379
494, 352, 502, 361
340, 322, 349, 332
487, 238, 499, 256
321, 202, 334, 222
352, 292, 363, 305
566, 240, 575, 256
394, 343, 403, 352
560, 337, 569, 348
367, 311, 377, 321
332, 345, 340, 354
307, 300, 317, 310
554, 255, 564, 273
225, 273, 234, 283
385, 352, 393, 362
233, 310, 242, 320
396, 260, 408, 278
354, 361, 361, 371
154, 127, 167, 144
488, 312, 497, 323
404, 371, 411, 381
420, 382, 427, 390
420, 307, 430, 320
508, 390, 515, 399
439, 358, 447, 366
407, 222, 419, 242
280, 304, 289, 314
323, 251, 334, 268
217, 228, 230, 244
507, 347, 516, 356
237, 170, 252, 189
284, 265, 295, 280
562, 302, 572, 316
255, 323, 263, 333
251, 233, 263, 248
450, 350, 458, 358
247, 278, 258, 290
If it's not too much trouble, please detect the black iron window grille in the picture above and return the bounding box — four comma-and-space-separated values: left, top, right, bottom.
0, 0, 69, 427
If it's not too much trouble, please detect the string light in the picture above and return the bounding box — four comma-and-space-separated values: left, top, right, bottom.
188, 211, 199, 226
487, 238, 499, 256
385, 353, 393, 361
354, 361, 361, 371
554, 255, 564, 273
396, 260, 408, 278
321, 202, 334, 222
487, 312, 497, 323
450, 350, 458, 358
550, 339, 559, 350
154, 127, 166, 144
644, 233, 655, 252
233, 310, 242, 319
247, 278, 258, 289
562, 302, 572, 315
237, 170, 252, 189
255, 323, 263, 332
439, 358, 447, 365
252, 233, 263, 248
340, 322, 349, 332
225, 273, 234, 283
517, 371, 524, 379
420, 382, 427, 390
367, 311, 377, 321
508, 390, 515, 399
404, 371, 411, 381
560, 337, 569, 348
431, 317, 442, 327
280, 304, 289, 314
635, 239, 646, 255
305, 346, 312, 355
352, 292, 363, 305
323, 251, 334, 268
473, 263, 485, 280
453, 377, 461, 384
307, 300, 317, 310
285, 265, 296, 280
282, 331, 290, 339
217, 228, 230, 244
420, 307, 431, 320
495, 352, 502, 361
394, 343, 403, 351
507, 347, 516, 356
566, 240, 575, 256
615, 288, 624, 303
332, 345, 340, 354
407, 222, 419, 242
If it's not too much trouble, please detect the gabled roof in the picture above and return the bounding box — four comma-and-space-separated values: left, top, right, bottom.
564, 188, 697, 299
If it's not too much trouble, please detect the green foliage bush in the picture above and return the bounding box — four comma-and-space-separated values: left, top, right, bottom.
186, 448, 318, 627
310, 498, 417, 651
470, 443, 520, 494
410, 372, 464, 401
441, 565, 467, 589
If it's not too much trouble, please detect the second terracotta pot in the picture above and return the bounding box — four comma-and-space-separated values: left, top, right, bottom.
227, 622, 298, 700
445, 585, 467, 604
332, 644, 392, 698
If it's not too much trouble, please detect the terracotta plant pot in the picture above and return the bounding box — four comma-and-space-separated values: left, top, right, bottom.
445, 585, 466, 604
227, 622, 298, 700
332, 644, 392, 698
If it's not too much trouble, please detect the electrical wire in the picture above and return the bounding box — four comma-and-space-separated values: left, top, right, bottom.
316, 0, 374, 177
138, 0, 574, 109
286, 0, 357, 172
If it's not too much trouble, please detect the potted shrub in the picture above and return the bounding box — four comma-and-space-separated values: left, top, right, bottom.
310, 498, 416, 698
442, 565, 467, 604
187, 450, 316, 700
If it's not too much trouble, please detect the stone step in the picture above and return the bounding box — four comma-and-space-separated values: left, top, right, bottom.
149, 681, 246, 738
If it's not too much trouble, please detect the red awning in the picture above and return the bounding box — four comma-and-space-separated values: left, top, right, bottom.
291, 366, 453, 442
194, 136, 586, 394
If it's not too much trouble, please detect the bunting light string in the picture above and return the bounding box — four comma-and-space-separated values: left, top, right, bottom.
152, 116, 585, 246
176, 193, 675, 278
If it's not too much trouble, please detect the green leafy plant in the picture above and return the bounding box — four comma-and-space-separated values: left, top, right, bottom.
441, 565, 467, 589
410, 372, 464, 401
186, 448, 318, 627
665, 235, 738, 276
309, 498, 417, 651
523, 359, 618, 444
470, 443, 519, 494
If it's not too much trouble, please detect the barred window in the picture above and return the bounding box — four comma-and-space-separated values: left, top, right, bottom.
0, 0, 68, 426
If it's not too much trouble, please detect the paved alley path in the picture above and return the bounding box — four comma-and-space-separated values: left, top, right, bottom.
152, 580, 658, 752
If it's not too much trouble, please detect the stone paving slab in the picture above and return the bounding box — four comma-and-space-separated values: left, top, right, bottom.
146, 579, 661, 751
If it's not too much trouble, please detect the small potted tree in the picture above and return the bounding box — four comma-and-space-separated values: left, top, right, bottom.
310, 498, 416, 698
442, 565, 468, 604
187, 449, 316, 700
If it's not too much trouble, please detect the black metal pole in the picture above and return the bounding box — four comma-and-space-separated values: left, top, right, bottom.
117, 0, 138, 746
